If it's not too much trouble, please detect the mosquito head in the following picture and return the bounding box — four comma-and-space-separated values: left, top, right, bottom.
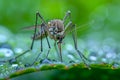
48, 19, 64, 31
48, 19, 65, 41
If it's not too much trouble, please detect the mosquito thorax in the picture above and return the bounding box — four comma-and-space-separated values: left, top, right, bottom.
48, 19, 65, 41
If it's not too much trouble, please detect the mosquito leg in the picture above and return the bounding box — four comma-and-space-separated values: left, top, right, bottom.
36, 11, 46, 23
63, 10, 71, 24
28, 11, 51, 65
31, 25, 43, 66
46, 37, 51, 58
31, 23, 51, 65
14, 11, 41, 60
0, 48, 30, 63
71, 24, 90, 68
54, 41, 59, 57
0, 44, 31, 64
31, 51, 42, 66
10, 12, 44, 65
31, 12, 40, 50
36, 12, 50, 34
35, 12, 52, 56
57, 42, 63, 62
63, 10, 89, 62
45, 29, 51, 59
22, 11, 50, 65
0, 12, 46, 65
30, 36, 42, 66
31, 11, 47, 56
64, 20, 89, 64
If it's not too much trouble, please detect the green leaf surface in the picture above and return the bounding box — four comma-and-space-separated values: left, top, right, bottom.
1, 63, 120, 80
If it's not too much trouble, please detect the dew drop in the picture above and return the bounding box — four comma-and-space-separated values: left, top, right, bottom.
40, 58, 52, 64
89, 56, 97, 61
0, 48, 14, 57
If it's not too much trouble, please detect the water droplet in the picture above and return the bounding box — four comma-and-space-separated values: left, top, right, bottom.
67, 54, 75, 60
12, 64, 18, 67
98, 49, 104, 56
0, 48, 14, 57
101, 58, 107, 62
89, 56, 97, 61
0, 34, 7, 43
14, 48, 23, 53
40, 58, 52, 64
66, 44, 74, 51
103, 45, 111, 52
106, 53, 113, 58
112, 63, 120, 68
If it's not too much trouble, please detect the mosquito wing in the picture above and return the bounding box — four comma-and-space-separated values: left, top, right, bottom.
21, 25, 41, 31
64, 22, 91, 35
21, 24, 48, 40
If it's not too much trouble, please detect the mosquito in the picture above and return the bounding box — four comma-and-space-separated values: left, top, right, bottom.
0, 11, 89, 67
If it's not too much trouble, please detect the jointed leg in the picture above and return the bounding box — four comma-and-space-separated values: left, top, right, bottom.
31, 11, 47, 50
30, 23, 43, 65
11, 12, 45, 64
71, 24, 90, 68
0, 11, 46, 65
56, 11, 71, 62
63, 11, 89, 65
44, 24, 51, 59
31, 23, 51, 65
63, 10, 72, 34
63, 10, 71, 24
57, 42, 63, 62
54, 41, 59, 57
35, 12, 51, 60
14, 12, 46, 62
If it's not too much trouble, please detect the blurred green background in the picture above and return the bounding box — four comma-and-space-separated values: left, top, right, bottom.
0, 0, 120, 41
0, 0, 115, 33
0, 0, 120, 80
0, 0, 120, 51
